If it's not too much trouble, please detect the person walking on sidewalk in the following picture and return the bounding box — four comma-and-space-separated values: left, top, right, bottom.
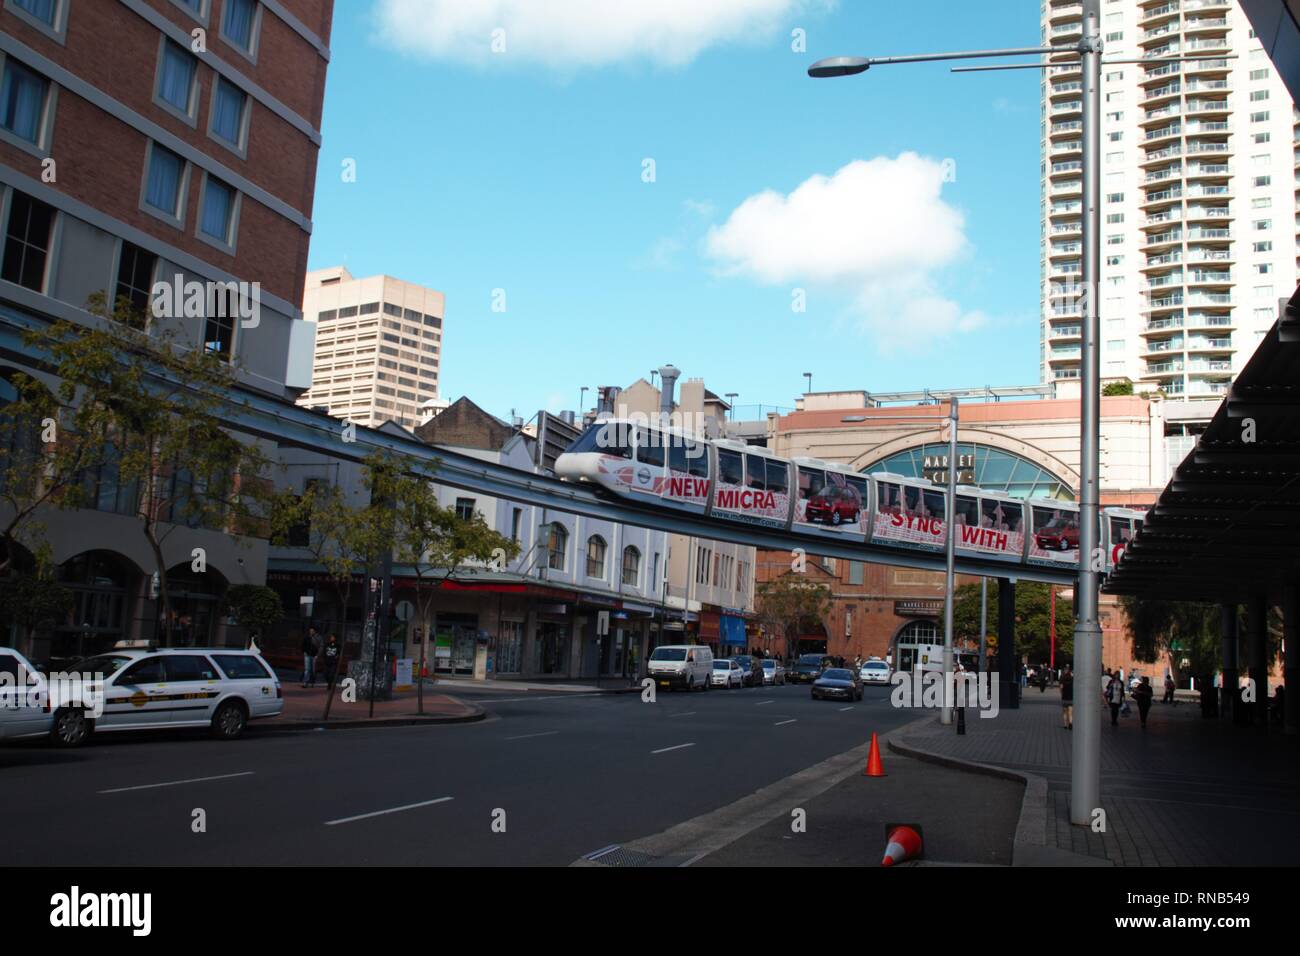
1133, 675, 1154, 728
1105, 671, 1126, 726
1163, 674, 1176, 704
302, 627, 320, 688
322, 634, 340, 688
1060, 666, 1074, 730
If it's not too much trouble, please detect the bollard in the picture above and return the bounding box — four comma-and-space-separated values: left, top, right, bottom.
956, 704, 966, 735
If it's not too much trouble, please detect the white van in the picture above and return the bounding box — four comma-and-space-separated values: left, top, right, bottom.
647, 644, 714, 692
0, 646, 53, 743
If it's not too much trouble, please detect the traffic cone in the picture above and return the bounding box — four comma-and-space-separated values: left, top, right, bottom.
864, 732, 886, 777
881, 825, 923, 867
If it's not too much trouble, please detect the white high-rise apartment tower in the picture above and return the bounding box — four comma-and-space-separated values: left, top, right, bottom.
297, 266, 444, 429
1041, 0, 1299, 397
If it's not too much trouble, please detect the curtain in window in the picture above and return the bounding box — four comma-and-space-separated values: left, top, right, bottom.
211, 79, 243, 143
223, 0, 255, 48
145, 148, 183, 213
200, 179, 233, 240
1, 62, 47, 143
158, 45, 194, 112
14, 0, 55, 25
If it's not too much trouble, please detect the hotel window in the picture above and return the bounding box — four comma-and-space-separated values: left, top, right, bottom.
621, 547, 640, 587
143, 142, 187, 224
114, 241, 157, 325
5, 0, 68, 42
383, 303, 401, 316
1, 190, 54, 291
1253, 241, 1272, 253
209, 77, 248, 152
1252, 176, 1271, 189
155, 40, 198, 123
220, 0, 261, 60
198, 174, 238, 250
1250, 68, 1269, 81
203, 285, 237, 359
360, 302, 379, 314
547, 525, 567, 572
455, 497, 476, 522
170, 0, 208, 20
585, 535, 606, 578
1250, 111, 1269, 123
0, 57, 53, 151
510, 508, 522, 544
1249, 90, 1269, 102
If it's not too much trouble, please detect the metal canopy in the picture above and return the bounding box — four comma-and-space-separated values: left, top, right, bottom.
1105, 286, 1300, 602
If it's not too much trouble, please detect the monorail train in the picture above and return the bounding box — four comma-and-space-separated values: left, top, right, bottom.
554, 418, 1144, 572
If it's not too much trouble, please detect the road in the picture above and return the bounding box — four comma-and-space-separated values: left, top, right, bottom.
0, 681, 916, 866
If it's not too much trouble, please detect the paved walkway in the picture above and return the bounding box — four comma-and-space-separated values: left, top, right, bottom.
893, 690, 1300, 866
275, 681, 482, 726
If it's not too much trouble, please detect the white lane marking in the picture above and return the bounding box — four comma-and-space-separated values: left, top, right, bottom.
774, 719, 797, 726
651, 742, 696, 755
755, 700, 774, 706
325, 796, 454, 826
98, 771, 254, 795
504, 730, 559, 741
838, 706, 854, 712
668, 711, 696, 718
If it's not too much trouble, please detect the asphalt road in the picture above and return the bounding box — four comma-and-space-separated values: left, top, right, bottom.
0, 680, 919, 866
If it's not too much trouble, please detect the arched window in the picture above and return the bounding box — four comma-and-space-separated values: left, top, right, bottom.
621, 546, 641, 587
547, 524, 568, 571
864, 443, 1073, 500
585, 535, 606, 578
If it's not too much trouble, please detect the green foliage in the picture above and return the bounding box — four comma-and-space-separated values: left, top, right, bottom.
0, 573, 73, 631
952, 580, 1074, 664
1116, 596, 1283, 681
1102, 381, 1134, 396
223, 584, 284, 639
756, 574, 833, 659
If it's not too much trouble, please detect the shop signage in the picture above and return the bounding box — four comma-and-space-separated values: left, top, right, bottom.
895, 599, 943, 617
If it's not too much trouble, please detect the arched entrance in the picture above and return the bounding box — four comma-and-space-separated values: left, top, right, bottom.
891, 619, 939, 673
53, 551, 143, 665
161, 563, 228, 647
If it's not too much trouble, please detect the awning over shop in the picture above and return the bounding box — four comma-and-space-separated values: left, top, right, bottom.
720, 614, 746, 647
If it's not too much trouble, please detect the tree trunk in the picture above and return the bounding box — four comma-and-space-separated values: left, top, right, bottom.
322, 582, 350, 720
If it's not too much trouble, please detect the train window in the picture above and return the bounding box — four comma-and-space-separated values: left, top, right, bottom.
718, 448, 743, 486
668, 442, 689, 474
745, 455, 767, 490
1110, 516, 1132, 545
798, 467, 825, 502
904, 486, 921, 514
954, 495, 979, 528
1134, 519, 1143, 536
923, 490, 946, 520
984, 500, 1022, 532
635, 428, 665, 468
766, 460, 789, 494
685, 441, 709, 479
846, 475, 868, 507
879, 482, 902, 514
566, 422, 631, 459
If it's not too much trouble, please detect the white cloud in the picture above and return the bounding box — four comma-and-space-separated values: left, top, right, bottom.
704, 153, 985, 345
374, 0, 817, 68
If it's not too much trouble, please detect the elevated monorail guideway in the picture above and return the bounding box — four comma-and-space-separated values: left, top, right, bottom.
0, 305, 1099, 585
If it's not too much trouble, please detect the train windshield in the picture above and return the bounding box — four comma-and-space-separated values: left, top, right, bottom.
565, 422, 632, 459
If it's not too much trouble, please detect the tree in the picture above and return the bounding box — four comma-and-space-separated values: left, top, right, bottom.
1103, 381, 1134, 397
952, 580, 1075, 666
755, 573, 832, 660
223, 584, 284, 647
20, 296, 269, 641
374, 454, 519, 714
0, 573, 73, 657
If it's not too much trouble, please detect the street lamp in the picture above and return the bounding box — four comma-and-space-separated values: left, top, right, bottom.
725, 392, 738, 423
803, 372, 812, 395
806, 1, 1228, 824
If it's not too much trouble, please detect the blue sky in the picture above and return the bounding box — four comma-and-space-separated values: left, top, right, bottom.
306, 1, 1048, 422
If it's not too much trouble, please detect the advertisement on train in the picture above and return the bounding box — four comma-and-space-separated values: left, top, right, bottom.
871, 480, 947, 551
1028, 502, 1080, 565
711, 447, 789, 526
794, 467, 868, 534
954, 496, 1025, 561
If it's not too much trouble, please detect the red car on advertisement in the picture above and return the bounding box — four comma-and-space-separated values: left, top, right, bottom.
805, 484, 861, 526
1035, 518, 1079, 551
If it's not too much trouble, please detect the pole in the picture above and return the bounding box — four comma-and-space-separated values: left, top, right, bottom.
978, 577, 988, 675
1050, 586, 1056, 671
1070, 0, 1103, 826
940, 397, 958, 725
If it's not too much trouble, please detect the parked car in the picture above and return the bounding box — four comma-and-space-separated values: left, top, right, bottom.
805, 484, 861, 526
792, 653, 829, 683
648, 644, 714, 692
812, 667, 863, 701
47, 647, 283, 745
1035, 518, 1079, 551
761, 659, 786, 685
859, 658, 891, 685
0, 646, 54, 744
733, 655, 762, 687
711, 658, 743, 688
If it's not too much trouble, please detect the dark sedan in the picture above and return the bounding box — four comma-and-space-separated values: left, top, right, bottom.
792, 653, 829, 683
812, 667, 863, 701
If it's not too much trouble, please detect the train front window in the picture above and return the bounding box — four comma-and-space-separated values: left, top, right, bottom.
566, 422, 631, 459
718, 448, 743, 485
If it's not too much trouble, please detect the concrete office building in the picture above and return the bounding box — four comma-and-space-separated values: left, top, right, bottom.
296, 265, 444, 430
1040, 0, 1299, 396
0, 0, 334, 660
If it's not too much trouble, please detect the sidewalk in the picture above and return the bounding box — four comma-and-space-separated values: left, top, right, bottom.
891, 690, 1300, 866
428, 675, 640, 694
271, 680, 484, 728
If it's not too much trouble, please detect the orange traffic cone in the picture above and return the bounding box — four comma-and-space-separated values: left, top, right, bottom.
864, 732, 886, 777
881, 825, 923, 867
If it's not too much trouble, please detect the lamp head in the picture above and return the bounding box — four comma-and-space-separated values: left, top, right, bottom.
808, 56, 871, 78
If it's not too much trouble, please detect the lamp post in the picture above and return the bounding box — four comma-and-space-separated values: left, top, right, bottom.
806, 0, 1227, 820
803, 372, 812, 396
725, 392, 738, 422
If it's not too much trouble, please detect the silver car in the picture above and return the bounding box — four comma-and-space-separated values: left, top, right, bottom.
761, 659, 786, 685
859, 659, 891, 685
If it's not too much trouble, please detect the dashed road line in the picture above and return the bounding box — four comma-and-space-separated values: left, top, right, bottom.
98, 771, 254, 795
774, 719, 798, 726
652, 743, 696, 755
325, 796, 454, 826
504, 730, 560, 741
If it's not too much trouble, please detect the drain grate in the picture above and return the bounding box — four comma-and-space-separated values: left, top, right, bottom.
583, 844, 694, 867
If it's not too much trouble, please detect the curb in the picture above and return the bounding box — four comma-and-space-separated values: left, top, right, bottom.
887, 725, 1051, 867
254, 699, 488, 733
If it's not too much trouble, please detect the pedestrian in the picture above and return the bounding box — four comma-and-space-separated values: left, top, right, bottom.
1105, 671, 1125, 726
322, 633, 340, 687
1060, 666, 1074, 730
1163, 674, 1175, 704
1133, 675, 1154, 728
1039, 664, 1049, 693
301, 626, 320, 687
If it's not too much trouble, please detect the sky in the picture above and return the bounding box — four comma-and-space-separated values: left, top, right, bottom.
306, 0, 1049, 423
